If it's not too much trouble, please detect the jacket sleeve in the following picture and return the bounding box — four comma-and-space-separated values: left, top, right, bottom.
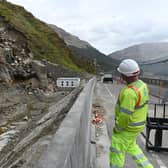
115, 88, 137, 132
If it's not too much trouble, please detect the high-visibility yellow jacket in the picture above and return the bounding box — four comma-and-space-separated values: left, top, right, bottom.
114, 79, 149, 133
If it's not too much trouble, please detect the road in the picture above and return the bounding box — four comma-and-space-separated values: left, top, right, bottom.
94, 80, 168, 168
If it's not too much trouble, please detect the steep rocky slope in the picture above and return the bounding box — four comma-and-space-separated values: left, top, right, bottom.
0, 0, 82, 71
0, 2, 91, 167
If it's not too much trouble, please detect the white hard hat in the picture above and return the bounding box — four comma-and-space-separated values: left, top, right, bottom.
117, 59, 140, 77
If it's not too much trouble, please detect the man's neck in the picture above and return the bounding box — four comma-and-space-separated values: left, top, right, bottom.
126, 76, 138, 84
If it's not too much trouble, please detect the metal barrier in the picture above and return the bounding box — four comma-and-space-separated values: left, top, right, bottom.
146, 103, 168, 152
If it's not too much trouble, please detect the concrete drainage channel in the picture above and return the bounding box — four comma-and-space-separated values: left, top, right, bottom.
0, 86, 83, 168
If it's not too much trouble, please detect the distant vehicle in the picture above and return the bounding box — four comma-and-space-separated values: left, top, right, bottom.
102, 74, 113, 83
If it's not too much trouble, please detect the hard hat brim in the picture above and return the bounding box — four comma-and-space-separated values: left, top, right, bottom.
117, 67, 139, 77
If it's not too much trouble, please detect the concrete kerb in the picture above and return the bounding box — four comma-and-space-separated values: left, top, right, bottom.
37, 77, 96, 168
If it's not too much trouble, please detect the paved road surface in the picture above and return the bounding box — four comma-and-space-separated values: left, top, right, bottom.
94, 80, 168, 168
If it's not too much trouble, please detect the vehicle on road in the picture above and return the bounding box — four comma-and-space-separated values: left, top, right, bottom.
102, 74, 113, 83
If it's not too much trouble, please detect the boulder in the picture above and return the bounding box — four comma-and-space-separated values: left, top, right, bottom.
31, 60, 48, 88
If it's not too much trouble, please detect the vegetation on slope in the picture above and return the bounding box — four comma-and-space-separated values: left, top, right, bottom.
0, 1, 87, 71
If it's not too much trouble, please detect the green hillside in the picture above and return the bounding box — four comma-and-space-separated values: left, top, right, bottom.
0, 1, 84, 71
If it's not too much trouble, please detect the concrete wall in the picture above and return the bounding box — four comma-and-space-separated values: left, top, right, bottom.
37, 77, 96, 168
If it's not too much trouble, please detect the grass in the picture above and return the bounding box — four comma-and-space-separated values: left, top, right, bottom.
0, 1, 82, 71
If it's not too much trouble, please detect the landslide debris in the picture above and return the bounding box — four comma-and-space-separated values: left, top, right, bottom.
0, 2, 89, 167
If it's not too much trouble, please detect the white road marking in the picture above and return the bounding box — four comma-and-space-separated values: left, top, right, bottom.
104, 84, 114, 98
105, 84, 168, 168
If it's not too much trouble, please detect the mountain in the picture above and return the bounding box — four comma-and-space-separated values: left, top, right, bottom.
49, 24, 116, 72
108, 42, 168, 63
0, 0, 84, 72
108, 42, 168, 76
141, 62, 168, 76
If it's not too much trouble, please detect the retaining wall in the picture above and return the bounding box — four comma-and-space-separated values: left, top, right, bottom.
37, 77, 96, 168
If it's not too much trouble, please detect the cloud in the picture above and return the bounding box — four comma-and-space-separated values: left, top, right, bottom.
8, 0, 168, 54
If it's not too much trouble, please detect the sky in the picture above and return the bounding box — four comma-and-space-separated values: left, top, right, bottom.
7, 0, 168, 55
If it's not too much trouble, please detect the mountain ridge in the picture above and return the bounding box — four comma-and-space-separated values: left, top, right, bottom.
108, 42, 168, 75
49, 24, 117, 72
49, 24, 91, 49
108, 42, 168, 63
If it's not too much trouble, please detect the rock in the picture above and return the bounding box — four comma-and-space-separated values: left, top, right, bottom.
28, 52, 33, 58
0, 126, 8, 134
23, 58, 32, 64
0, 63, 12, 84
23, 116, 29, 121
0, 47, 6, 63
31, 60, 48, 88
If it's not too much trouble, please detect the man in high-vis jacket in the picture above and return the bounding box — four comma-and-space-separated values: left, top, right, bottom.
110, 59, 154, 168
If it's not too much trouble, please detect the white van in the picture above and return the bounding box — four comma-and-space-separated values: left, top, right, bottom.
102, 74, 113, 83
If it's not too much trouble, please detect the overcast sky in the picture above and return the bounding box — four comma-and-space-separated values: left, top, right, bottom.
7, 0, 168, 54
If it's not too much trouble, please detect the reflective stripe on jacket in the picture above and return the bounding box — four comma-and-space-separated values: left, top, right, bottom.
114, 79, 149, 133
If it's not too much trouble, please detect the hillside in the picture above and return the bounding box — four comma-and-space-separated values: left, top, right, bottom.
108, 42, 168, 63
49, 24, 116, 72
108, 42, 168, 76
0, 0, 82, 71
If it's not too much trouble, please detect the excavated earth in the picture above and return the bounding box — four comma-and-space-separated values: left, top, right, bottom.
0, 15, 91, 167
0, 81, 83, 168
